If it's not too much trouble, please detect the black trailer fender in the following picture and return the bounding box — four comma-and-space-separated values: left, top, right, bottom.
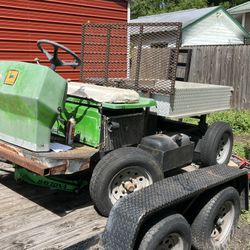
101, 165, 248, 250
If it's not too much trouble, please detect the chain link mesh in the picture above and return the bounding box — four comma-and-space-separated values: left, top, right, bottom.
80, 22, 181, 95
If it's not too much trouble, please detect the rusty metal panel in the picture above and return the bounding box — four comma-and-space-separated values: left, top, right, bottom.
80, 22, 182, 95
0, 0, 128, 81
0, 139, 98, 176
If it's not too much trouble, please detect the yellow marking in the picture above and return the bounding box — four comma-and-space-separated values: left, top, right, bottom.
4, 70, 19, 85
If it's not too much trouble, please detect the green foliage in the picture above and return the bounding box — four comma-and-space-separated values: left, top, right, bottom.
207, 110, 250, 158
233, 140, 249, 159
208, 0, 249, 9
184, 110, 250, 133
184, 110, 250, 158
131, 0, 250, 19
131, 0, 208, 19
241, 209, 250, 224
168, 0, 208, 12
207, 110, 250, 133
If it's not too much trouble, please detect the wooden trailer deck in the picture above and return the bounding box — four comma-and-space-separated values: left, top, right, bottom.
0, 162, 106, 250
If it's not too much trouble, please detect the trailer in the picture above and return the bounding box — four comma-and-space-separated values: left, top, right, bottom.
0, 162, 248, 250
0, 22, 247, 249
101, 164, 248, 250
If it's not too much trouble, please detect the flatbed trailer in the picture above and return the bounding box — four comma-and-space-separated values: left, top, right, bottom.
0, 162, 248, 250
0, 162, 106, 250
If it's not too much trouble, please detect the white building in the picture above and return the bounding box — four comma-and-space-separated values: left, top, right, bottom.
228, 1, 250, 33
130, 6, 250, 46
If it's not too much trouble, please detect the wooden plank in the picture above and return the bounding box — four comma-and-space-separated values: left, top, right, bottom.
1, 207, 106, 250
0, 163, 106, 249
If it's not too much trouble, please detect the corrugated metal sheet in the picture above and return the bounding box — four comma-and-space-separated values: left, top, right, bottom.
130, 7, 218, 28
228, 2, 250, 15
0, 0, 128, 80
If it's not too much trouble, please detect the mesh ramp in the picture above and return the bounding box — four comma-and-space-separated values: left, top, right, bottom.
80, 22, 182, 95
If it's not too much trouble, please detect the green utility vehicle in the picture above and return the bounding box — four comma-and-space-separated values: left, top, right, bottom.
0, 23, 235, 219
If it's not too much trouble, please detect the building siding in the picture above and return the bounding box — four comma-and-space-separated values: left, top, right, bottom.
182, 10, 245, 46
232, 13, 250, 33
0, 0, 127, 80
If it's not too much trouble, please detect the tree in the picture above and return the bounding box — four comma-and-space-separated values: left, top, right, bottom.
208, 0, 249, 9
131, 0, 249, 19
131, 0, 208, 19
169, 0, 208, 12
131, 0, 167, 19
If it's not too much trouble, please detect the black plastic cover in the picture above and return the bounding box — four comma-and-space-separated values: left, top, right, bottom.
139, 134, 194, 171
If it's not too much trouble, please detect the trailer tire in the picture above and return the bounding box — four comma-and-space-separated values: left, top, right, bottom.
139, 213, 191, 250
90, 147, 163, 217
191, 187, 240, 250
200, 122, 233, 166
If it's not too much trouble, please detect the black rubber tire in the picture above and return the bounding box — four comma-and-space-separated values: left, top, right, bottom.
191, 187, 240, 250
139, 213, 191, 250
200, 122, 233, 166
89, 147, 163, 217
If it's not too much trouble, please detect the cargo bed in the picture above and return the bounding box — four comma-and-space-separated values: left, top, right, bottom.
149, 81, 233, 118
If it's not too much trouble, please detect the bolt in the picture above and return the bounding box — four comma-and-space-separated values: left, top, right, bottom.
217, 218, 224, 226
123, 181, 135, 192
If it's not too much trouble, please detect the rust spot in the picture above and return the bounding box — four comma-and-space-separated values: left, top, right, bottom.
49, 164, 67, 175
0, 141, 65, 176
79, 158, 90, 171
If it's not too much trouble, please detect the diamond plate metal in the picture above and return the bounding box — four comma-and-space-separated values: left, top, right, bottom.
101, 165, 247, 250
145, 81, 233, 118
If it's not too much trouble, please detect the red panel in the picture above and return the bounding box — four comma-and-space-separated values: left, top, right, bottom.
0, 0, 128, 81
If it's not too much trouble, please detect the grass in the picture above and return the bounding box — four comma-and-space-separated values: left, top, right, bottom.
206, 110, 250, 134
233, 139, 250, 159
241, 208, 250, 224
207, 110, 250, 159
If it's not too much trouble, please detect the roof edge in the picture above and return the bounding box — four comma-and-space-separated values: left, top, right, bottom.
221, 5, 250, 38
228, 1, 250, 14
183, 6, 221, 30
183, 5, 250, 38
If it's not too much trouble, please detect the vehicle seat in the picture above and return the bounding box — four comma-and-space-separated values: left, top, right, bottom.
67, 81, 140, 104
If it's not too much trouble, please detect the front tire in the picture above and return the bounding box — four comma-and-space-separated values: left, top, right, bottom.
191, 187, 240, 250
139, 213, 191, 250
89, 147, 163, 216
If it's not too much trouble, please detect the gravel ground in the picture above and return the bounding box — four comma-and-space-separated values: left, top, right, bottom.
229, 218, 250, 250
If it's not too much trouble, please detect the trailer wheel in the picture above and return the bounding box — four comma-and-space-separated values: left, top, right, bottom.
191, 187, 240, 250
139, 213, 191, 250
90, 147, 163, 216
200, 122, 233, 166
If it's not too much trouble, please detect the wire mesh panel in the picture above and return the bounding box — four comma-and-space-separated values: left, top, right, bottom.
80, 22, 182, 95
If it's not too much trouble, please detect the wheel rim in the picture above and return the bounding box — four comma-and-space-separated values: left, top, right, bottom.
216, 133, 231, 164
211, 201, 235, 246
157, 233, 184, 250
108, 166, 153, 204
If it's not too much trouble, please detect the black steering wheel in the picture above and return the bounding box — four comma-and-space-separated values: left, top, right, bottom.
37, 39, 81, 71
